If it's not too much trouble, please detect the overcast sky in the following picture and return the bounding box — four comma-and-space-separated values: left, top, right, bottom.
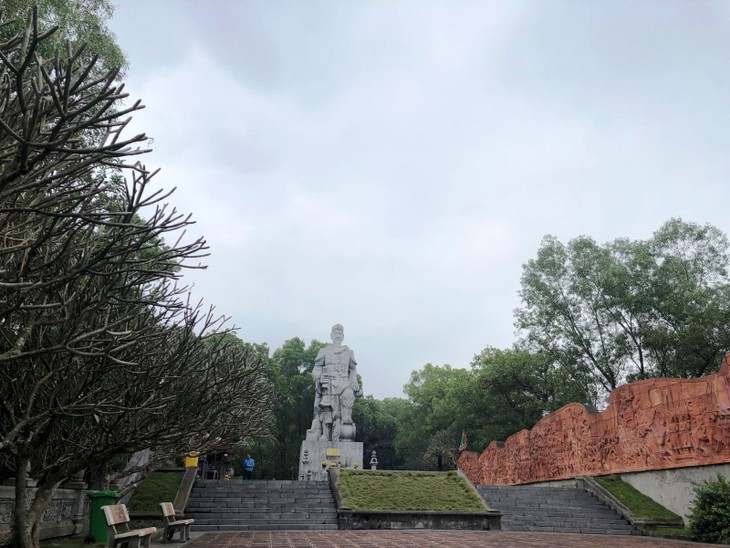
108, 1, 730, 399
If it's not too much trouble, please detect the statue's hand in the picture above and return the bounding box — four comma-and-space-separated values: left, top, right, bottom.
353, 384, 363, 397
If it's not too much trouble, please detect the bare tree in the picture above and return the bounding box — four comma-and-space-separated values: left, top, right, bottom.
0, 10, 272, 548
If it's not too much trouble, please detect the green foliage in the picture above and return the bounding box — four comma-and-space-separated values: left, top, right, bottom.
378, 396, 425, 469
336, 470, 487, 511
353, 396, 398, 469
595, 476, 680, 521
517, 218, 730, 394
1, 0, 126, 77
394, 347, 590, 464
127, 471, 184, 513
689, 474, 730, 543
400, 364, 474, 467
245, 338, 326, 479
423, 429, 457, 471
204, 332, 271, 363
471, 347, 595, 444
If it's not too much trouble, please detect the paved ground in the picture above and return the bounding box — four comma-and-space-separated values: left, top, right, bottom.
171, 531, 724, 548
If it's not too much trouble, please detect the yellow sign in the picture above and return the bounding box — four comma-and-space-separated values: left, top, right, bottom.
325, 448, 341, 457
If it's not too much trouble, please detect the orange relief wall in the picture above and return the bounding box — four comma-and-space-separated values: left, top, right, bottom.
458, 354, 730, 485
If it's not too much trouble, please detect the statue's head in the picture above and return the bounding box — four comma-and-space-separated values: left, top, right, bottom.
331, 323, 344, 343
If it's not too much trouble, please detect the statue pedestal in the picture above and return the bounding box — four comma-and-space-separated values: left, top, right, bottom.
298, 441, 363, 481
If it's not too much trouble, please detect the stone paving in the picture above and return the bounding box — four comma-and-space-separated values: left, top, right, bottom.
179, 530, 723, 547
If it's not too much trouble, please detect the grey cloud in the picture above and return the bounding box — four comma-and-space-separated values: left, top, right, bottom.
108, 1, 730, 398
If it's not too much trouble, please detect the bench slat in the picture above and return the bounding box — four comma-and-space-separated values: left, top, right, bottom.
102, 504, 129, 526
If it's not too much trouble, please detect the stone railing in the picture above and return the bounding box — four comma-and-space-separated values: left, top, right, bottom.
0, 480, 90, 543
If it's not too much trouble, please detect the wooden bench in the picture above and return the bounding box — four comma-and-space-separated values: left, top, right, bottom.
159, 502, 194, 542
101, 504, 157, 548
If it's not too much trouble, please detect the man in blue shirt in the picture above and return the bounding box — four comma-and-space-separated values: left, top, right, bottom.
244, 454, 255, 479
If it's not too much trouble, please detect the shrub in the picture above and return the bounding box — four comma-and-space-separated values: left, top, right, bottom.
689, 474, 730, 543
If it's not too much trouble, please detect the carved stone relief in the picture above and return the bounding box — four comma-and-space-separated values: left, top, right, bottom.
0, 502, 12, 524
458, 354, 730, 485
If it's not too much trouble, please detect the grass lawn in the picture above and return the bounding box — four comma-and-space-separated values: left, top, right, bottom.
127, 470, 184, 512
336, 470, 488, 512
595, 475, 681, 521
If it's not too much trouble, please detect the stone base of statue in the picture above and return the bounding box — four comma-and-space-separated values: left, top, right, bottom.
298, 440, 363, 481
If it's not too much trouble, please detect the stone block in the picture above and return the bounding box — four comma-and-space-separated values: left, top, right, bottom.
298, 441, 363, 481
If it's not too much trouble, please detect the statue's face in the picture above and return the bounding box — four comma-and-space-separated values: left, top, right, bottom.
331, 329, 344, 344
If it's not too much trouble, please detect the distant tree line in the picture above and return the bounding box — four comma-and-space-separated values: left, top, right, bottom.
248, 216, 730, 478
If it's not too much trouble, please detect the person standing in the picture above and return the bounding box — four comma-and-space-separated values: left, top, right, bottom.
244, 454, 255, 479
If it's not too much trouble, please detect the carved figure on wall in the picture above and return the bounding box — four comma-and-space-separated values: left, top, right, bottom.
458, 354, 730, 486
306, 324, 362, 442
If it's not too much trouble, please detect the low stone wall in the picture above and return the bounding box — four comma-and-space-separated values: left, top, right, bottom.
337, 509, 501, 530
620, 463, 730, 526
0, 484, 90, 543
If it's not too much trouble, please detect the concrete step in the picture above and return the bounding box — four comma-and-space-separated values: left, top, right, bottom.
476, 485, 640, 536
186, 479, 338, 532
188, 498, 334, 506
193, 480, 329, 488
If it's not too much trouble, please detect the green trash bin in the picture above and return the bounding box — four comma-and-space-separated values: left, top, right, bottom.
88, 490, 118, 542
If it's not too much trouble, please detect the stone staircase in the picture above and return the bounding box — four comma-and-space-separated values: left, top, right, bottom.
477, 485, 641, 535
185, 479, 338, 531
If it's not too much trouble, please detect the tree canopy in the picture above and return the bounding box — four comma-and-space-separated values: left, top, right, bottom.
516, 218, 730, 394
1, 0, 126, 76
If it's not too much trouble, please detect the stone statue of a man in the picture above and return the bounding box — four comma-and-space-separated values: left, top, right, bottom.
306, 324, 362, 442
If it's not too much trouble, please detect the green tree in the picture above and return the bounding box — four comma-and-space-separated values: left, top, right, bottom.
471, 346, 596, 443
642, 219, 730, 378
516, 218, 730, 395
423, 429, 457, 471
353, 396, 398, 469
689, 474, 730, 543
400, 364, 483, 468
247, 337, 326, 479
403, 364, 473, 434
1, 0, 126, 76
379, 397, 423, 469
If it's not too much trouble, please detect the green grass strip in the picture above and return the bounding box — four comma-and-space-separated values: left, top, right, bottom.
337, 470, 488, 512
595, 475, 681, 521
127, 470, 184, 512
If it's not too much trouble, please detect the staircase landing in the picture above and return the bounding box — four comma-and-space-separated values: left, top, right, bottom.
477, 485, 641, 535
186, 479, 338, 531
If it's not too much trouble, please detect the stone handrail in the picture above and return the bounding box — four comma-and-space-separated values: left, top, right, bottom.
173, 467, 198, 513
